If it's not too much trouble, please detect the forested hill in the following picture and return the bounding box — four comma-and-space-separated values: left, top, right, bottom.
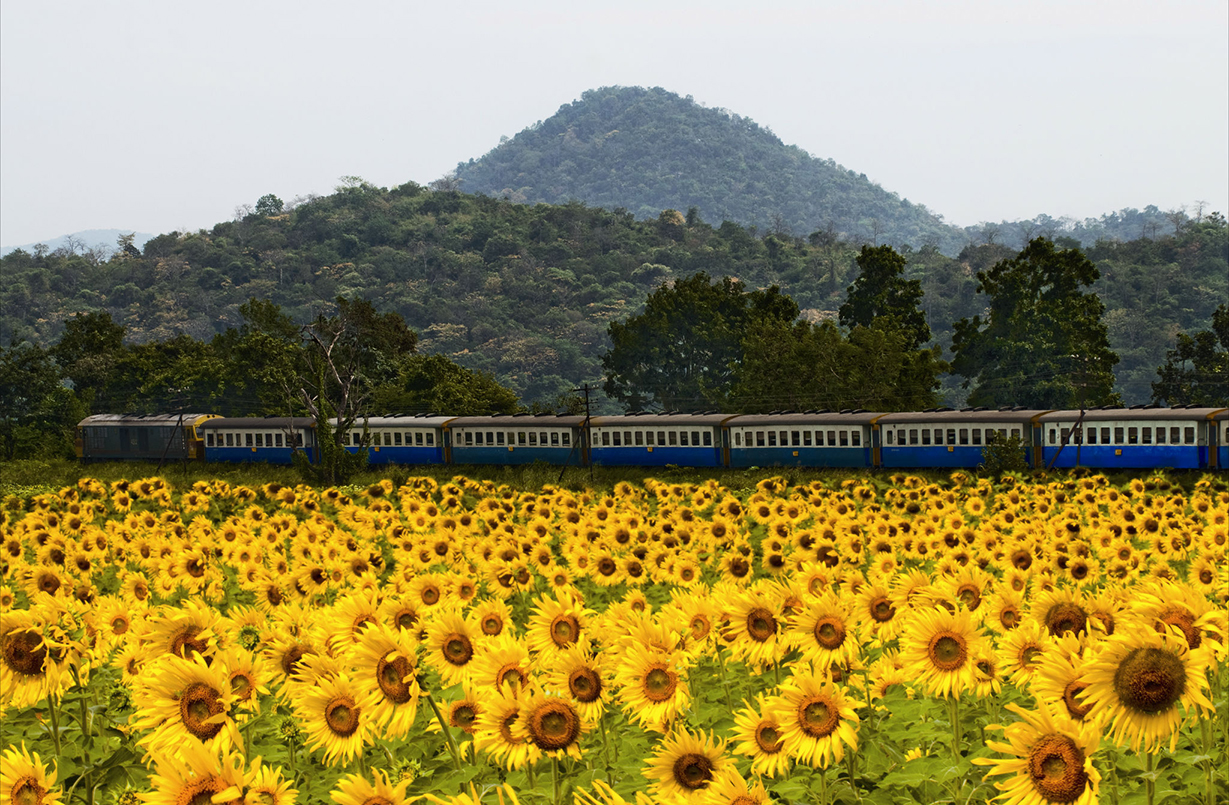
2, 182, 1225, 408
453, 86, 967, 254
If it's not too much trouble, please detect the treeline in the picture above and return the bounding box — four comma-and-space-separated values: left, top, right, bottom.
1, 182, 1226, 412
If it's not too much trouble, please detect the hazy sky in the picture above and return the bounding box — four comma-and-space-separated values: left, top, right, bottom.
2, 0, 1226, 248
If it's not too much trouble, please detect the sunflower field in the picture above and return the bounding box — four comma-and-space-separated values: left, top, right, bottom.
1, 471, 1226, 805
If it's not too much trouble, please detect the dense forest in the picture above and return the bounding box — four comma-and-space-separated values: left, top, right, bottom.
2, 180, 1225, 416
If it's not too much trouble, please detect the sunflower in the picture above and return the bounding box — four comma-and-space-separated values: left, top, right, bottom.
352, 622, 421, 739
295, 673, 370, 766
732, 694, 791, 778
722, 589, 789, 669
243, 756, 298, 805
423, 609, 479, 688
768, 667, 860, 768
899, 606, 986, 700
643, 728, 729, 801
526, 589, 591, 663
512, 692, 586, 759
473, 689, 540, 770
998, 620, 1052, 687
614, 641, 692, 732
1031, 588, 1089, 639
1079, 622, 1213, 752
543, 643, 609, 721
466, 633, 533, 699
0, 743, 62, 805
0, 608, 69, 708
1133, 580, 1226, 662
1032, 637, 1096, 724
330, 769, 411, 805
141, 742, 245, 805
790, 591, 858, 670
973, 700, 1101, 805
131, 654, 242, 757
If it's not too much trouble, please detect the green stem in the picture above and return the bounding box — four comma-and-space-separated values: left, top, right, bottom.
48, 696, 63, 757
552, 756, 561, 805
819, 764, 829, 805
425, 692, 463, 772
599, 714, 614, 783
715, 653, 735, 713
1144, 750, 1155, 805
1108, 746, 1119, 805
948, 696, 961, 761
71, 666, 90, 745
1200, 718, 1213, 805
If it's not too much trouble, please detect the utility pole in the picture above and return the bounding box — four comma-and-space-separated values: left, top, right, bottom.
557, 383, 594, 485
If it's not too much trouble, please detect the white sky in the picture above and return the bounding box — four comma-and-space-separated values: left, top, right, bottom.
2, 0, 1226, 247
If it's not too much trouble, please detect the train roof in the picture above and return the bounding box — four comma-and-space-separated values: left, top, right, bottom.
78, 413, 217, 428
877, 408, 1048, 425
331, 415, 455, 429
1038, 406, 1228, 423
727, 411, 880, 426
446, 414, 588, 428
198, 417, 316, 429
591, 413, 735, 427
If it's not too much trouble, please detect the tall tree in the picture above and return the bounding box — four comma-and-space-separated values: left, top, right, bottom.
602, 273, 798, 411
1151, 304, 1229, 406
951, 238, 1120, 409
49, 311, 125, 409
0, 339, 67, 459
839, 244, 930, 349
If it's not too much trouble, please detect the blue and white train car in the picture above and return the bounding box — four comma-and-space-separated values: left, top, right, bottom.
334, 415, 451, 466
1039, 406, 1227, 470
589, 413, 730, 467
878, 408, 1044, 469
1216, 409, 1228, 471
200, 417, 317, 464
726, 411, 877, 468
447, 414, 586, 466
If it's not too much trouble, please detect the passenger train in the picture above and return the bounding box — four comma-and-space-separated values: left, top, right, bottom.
76, 405, 1228, 472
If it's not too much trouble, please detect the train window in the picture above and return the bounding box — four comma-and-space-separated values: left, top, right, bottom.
1061, 428, 1070, 444
552, 432, 560, 446
947, 429, 956, 445
274, 433, 282, 447
839, 430, 848, 447
624, 431, 632, 446
1169, 427, 1180, 444
1086, 428, 1096, 445
956, 428, 966, 445
257, 433, 265, 447
646, 431, 655, 446
824, 430, 833, 446
755, 431, 764, 447
492, 432, 502, 446
635, 431, 643, 446
704, 431, 712, 446
734, 432, 742, 447
524, 432, 534, 446
1141, 427, 1151, 445
413, 432, 421, 446
612, 431, 621, 446
693, 431, 701, 446
885, 430, 893, 445
1100, 428, 1109, 444
244, 433, 253, 447
680, 431, 690, 446
562, 432, 570, 446
788, 431, 797, 446
1184, 427, 1195, 445
391, 432, 400, 446
971, 429, 981, 446
514, 432, 523, 446
206, 433, 214, 447
1113, 427, 1124, 444
461, 431, 470, 446
921, 429, 931, 446
223, 433, 232, 446
1127, 427, 1137, 445
600, 431, 609, 446
767, 431, 776, 447
658, 431, 667, 445
805, 431, 814, 446
1154, 427, 1164, 444
852, 431, 861, 447
935, 429, 945, 445
669, 431, 678, 446
539, 432, 547, 446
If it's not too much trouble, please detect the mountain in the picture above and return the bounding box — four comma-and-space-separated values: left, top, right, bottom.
454, 86, 967, 254
1, 229, 156, 258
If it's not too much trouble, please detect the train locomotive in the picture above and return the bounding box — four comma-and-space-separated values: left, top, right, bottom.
77, 405, 1227, 472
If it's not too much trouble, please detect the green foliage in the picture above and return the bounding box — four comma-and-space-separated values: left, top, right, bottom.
840, 245, 930, 349
980, 430, 1030, 475
602, 273, 798, 411
951, 238, 1121, 409
255, 193, 284, 216
1151, 304, 1229, 407
454, 86, 964, 252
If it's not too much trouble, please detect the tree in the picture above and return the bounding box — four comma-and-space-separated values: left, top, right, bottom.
951, 238, 1120, 409
49, 311, 126, 410
255, 194, 284, 216
602, 273, 798, 411
372, 354, 520, 415
1151, 304, 1229, 406
839, 244, 930, 349
0, 339, 67, 459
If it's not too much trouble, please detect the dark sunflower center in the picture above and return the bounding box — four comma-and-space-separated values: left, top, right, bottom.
179, 682, 225, 739
179, 779, 228, 805
598, 558, 617, 576
1062, 680, 1093, 720
870, 598, 896, 623
530, 702, 581, 750
672, 752, 714, 790
690, 615, 711, 640
999, 608, 1019, 629
569, 668, 602, 702
377, 656, 415, 704
799, 696, 840, 737
1199, 569, 1213, 584
755, 723, 783, 753
230, 673, 253, 699
644, 667, 677, 702
325, 696, 361, 736
451, 704, 477, 732
37, 573, 61, 594
496, 665, 524, 690
550, 614, 580, 646
1027, 733, 1088, 803
443, 634, 474, 665
1157, 607, 1201, 649
956, 585, 982, 610
729, 558, 750, 577
395, 611, 418, 630
928, 632, 968, 671
814, 617, 846, 650
421, 586, 439, 605
3, 631, 47, 676
481, 616, 502, 636
1113, 647, 1187, 715
1045, 602, 1087, 637
746, 608, 777, 642
171, 626, 209, 660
